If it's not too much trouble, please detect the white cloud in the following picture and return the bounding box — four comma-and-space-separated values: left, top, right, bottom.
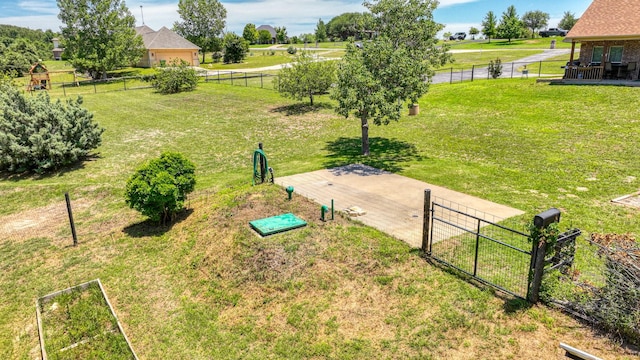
18, 0, 59, 14
438, 0, 478, 7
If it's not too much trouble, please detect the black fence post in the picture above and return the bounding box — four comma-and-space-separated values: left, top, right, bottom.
539, 61, 542, 77
65, 193, 78, 246
511, 62, 514, 78
260, 73, 263, 88
471, 65, 475, 82
473, 218, 481, 276
422, 189, 431, 253
450, 67, 453, 84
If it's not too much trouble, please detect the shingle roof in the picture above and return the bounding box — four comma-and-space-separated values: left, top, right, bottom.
566, 0, 640, 40
256, 25, 277, 38
135, 26, 200, 50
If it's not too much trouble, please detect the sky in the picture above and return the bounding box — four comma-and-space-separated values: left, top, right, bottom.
0, 0, 593, 37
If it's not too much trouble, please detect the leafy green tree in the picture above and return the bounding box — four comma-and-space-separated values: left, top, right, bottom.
0, 80, 104, 173
326, 12, 374, 41
558, 11, 578, 30
57, 0, 144, 80
275, 26, 287, 44
174, 0, 227, 63
223, 32, 248, 63
300, 33, 316, 44
315, 18, 328, 42
443, 31, 452, 40
332, 0, 449, 156
522, 10, 549, 38
0, 39, 41, 76
258, 30, 272, 44
276, 51, 337, 105
469, 27, 480, 40
125, 152, 196, 225
152, 59, 199, 94
242, 23, 259, 44
497, 5, 523, 43
482, 11, 497, 43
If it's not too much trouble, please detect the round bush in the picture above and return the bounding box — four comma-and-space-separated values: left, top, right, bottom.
0, 81, 104, 173
125, 152, 196, 224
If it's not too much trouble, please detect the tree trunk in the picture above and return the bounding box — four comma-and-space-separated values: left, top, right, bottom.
361, 115, 370, 156
309, 91, 314, 106
202, 51, 205, 64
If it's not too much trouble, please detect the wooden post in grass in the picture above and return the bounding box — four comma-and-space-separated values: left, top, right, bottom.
422, 189, 431, 253
65, 193, 78, 246
528, 208, 561, 303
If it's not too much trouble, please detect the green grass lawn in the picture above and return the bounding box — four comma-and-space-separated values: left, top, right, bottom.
1, 79, 638, 359
446, 50, 544, 68
448, 36, 576, 50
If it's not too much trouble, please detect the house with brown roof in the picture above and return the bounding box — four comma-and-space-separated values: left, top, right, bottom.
135, 25, 200, 68
563, 0, 640, 81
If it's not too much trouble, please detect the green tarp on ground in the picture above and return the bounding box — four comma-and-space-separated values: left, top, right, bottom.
249, 213, 307, 236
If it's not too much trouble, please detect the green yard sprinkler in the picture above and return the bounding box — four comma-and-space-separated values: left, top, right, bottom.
286, 186, 294, 200
321, 205, 329, 221
321, 201, 335, 221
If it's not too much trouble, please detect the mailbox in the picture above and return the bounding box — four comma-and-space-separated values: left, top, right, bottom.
534, 208, 561, 228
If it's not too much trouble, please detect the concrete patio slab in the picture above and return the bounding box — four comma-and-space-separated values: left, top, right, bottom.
276, 164, 525, 248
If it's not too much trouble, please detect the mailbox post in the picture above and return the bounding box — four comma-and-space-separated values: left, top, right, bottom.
528, 208, 561, 303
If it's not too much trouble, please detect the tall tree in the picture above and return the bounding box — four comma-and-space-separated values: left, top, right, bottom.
558, 11, 578, 30
481, 11, 497, 43
276, 51, 336, 105
332, 0, 449, 156
326, 12, 374, 41
258, 30, 272, 44
275, 26, 287, 44
57, 0, 144, 80
242, 23, 259, 44
497, 5, 523, 43
469, 26, 480, 40
174, 0, 226, 63
522, 10, 549, 38
315, 18, 328, 43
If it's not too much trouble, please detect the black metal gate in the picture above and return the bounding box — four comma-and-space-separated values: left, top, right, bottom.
426, 197, 532, 299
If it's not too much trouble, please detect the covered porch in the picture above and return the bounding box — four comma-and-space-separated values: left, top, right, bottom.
563, 40, 640, 81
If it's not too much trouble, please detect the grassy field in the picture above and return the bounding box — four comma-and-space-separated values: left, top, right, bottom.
1, 79, 639, 359
448, 37, 575, 50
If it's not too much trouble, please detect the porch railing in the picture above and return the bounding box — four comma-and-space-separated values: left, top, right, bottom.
563, 66, 604, 80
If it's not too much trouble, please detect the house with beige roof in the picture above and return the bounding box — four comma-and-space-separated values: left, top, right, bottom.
135, 25, 200, 68
563, 0, 640, 81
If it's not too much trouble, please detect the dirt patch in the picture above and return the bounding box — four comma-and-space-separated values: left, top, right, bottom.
0, 200, 92, 244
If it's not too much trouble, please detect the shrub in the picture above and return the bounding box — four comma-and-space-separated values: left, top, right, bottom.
125, 152, 196, 225
287, 46, 297, 55
223, 33, 249, 64
152, 59, 199, 94
0, 80, 104, 173
488, 58, 503, 79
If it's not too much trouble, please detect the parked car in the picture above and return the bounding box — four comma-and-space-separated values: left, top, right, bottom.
449, 32, 466, 41
539, 28, 568, 37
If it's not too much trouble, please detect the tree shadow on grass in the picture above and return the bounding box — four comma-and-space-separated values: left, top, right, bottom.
122, 208, 194, 238
324, 136, 422, 173
0, 154, 101, 182
270, 102, 332, 116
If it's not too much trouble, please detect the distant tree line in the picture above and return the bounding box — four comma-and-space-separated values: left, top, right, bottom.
0, 25, 57, 76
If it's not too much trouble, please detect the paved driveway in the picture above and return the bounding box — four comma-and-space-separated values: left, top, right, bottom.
276, 164, 524, 248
